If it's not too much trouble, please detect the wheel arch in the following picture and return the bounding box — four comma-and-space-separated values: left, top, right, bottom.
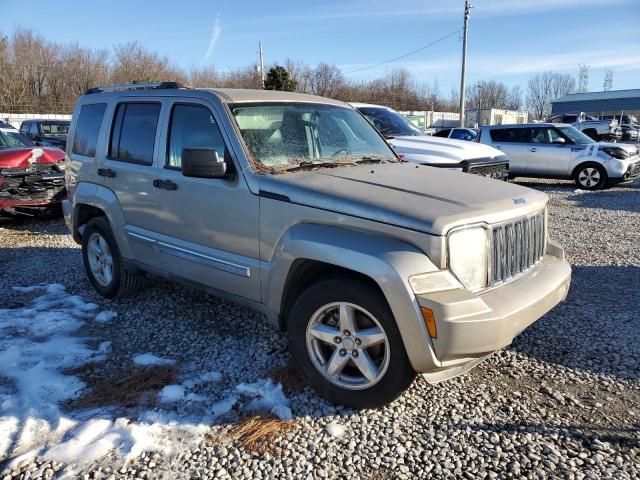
263, 223, 442, 372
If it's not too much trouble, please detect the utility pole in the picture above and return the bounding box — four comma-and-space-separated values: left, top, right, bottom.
458, 1, 472, 127
258, 41, 265, 88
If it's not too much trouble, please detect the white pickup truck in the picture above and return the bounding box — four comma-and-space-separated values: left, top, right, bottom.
546, 112, 621, 141
351, 103, 509, 180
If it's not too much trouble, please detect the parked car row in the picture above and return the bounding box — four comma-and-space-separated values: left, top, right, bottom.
0, 121, 66, 216
62, 82, 572, 407
546, 112, 621, 142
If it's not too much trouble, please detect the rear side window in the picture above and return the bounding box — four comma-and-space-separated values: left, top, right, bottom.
72, 103, 107, 157
490, 128, 533, 143
167, 104, 226, 168
110, 103, 160, 165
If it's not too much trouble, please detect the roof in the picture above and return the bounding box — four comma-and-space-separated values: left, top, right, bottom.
81, 85, 349, 107
209, 88, 348, 106
349, 102, 391, 109
553, 89, 640, 103
481, 123, 559, 128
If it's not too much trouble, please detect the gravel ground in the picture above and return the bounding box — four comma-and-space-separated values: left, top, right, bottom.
0, 178, 639, 479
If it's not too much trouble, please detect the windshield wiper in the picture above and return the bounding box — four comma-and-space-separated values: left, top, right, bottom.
355, 156, 388, 164
282, 160, 356, 172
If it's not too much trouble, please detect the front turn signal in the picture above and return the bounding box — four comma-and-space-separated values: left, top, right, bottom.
420, 306, 437, 339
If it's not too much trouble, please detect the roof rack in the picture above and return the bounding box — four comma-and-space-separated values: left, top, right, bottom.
84, 81, 187, 95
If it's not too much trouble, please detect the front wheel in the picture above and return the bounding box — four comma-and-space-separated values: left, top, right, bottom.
574, 163, 608, 190
288, 278, 416, 408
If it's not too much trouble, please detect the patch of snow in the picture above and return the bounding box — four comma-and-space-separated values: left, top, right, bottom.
209, 396, 238, 417
95, 310, 117, 324
0, 285, 294, 471
325, 421, 347, 438
158, 385, 185, 404
133, 353, 176, 367
236, 379, 292, 420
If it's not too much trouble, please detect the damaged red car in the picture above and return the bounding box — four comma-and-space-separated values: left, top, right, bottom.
0, 123, 66, 217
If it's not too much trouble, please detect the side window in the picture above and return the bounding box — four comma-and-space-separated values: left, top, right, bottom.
531, 128, 551, 144
20, 123, 29, 135
562, 115, 577, 123
29, 123, 39, 136
167, 104, 226, 169
548, 116, 562, 124
490, 128, 532, 143
109, 103, 160, 166
72, 103, 107, 157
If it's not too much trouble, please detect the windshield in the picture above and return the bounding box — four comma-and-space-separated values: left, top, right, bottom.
557, 126, 595, 145
231, 103, 397, 170
40, 122, 69, 136
0, 128, 34, 149
356, 106, 424, 137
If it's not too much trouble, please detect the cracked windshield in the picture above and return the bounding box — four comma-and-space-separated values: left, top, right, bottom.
231, 103, 396, 171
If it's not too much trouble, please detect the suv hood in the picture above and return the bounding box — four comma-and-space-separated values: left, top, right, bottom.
259, 162, 547, 235
387, 135, 504, 165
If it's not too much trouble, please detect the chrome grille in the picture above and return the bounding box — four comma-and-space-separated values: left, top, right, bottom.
490, 211, 546, 286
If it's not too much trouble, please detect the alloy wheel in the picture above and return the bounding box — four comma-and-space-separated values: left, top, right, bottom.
578, 167, 601, 188
87, 232, 114, 287
305, 302, 390, 390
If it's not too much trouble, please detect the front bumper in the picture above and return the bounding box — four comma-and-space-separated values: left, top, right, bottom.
415, 240, 571, 380
0, 168, 66, 213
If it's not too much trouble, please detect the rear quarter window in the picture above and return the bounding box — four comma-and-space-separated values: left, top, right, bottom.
72, 103, 107, 157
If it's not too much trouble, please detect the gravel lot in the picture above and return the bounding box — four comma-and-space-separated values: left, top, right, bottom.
1, 178, 639, 479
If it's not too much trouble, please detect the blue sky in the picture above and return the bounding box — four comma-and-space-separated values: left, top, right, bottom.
2, 0, 639, 92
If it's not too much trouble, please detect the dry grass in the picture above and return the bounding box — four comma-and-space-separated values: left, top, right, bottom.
67, 365, 179, 410
217, 415, 298, 455
266, 364, 306, 394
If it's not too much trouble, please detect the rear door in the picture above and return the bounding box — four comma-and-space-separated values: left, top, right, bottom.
153, 99, 261, 301
487, 127, 531, 174
99, 100, 163, 263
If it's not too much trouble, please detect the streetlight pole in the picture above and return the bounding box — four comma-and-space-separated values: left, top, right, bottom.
458, 1, 472, 128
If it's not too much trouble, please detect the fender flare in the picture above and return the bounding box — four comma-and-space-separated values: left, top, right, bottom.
262, 223, 442, 371
72, 182, 134, 259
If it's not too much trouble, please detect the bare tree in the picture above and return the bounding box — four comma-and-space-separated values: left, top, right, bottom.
309, 63, 344, 97
526, 71, 576, 120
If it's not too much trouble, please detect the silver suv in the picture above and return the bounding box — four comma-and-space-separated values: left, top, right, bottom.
63, 83, 571, 407
479, 123, 640, 190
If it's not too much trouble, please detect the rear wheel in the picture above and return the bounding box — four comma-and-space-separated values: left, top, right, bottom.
82, 217, 141, 298
288, 277, 415, 408
574, 163, 607, 190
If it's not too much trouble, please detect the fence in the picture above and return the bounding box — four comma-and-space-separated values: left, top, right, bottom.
0, 113, 72, 129
399, 111, 460, 131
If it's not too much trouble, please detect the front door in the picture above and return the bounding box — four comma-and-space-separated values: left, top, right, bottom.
525, 127, 571, 176
153, 100, 261, 302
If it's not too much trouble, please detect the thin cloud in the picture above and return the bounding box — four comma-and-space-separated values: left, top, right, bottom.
203, 14, 222, 61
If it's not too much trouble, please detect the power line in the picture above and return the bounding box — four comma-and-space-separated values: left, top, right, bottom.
344, 29, 461, 74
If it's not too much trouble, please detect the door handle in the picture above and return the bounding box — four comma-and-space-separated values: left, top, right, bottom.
529, 147, 537, 152
153, 179, 178, 191
97, 168, 116, 178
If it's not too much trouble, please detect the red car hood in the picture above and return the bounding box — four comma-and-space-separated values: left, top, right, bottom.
0, 147, 65, 169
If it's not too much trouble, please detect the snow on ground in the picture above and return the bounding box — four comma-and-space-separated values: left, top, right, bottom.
0, 284, 292, 472
132, 353, 176, 366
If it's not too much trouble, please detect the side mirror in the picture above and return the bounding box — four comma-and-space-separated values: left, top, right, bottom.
553, 137, 566, 144
181, 148, 227, 178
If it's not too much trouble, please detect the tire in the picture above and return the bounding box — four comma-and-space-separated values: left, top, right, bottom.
287, 277, 416, 408
582, 129, 598, 141
82, 216, 141, 298
574, 162, 608, 190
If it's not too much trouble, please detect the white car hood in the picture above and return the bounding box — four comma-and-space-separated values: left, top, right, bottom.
388, 135, 505, 165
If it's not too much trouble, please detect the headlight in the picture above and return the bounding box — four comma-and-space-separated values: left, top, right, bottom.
601, 147, 629, 160
447, 226, 490, 291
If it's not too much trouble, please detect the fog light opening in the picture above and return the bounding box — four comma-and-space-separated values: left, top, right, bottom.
420, 306, 437, 339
